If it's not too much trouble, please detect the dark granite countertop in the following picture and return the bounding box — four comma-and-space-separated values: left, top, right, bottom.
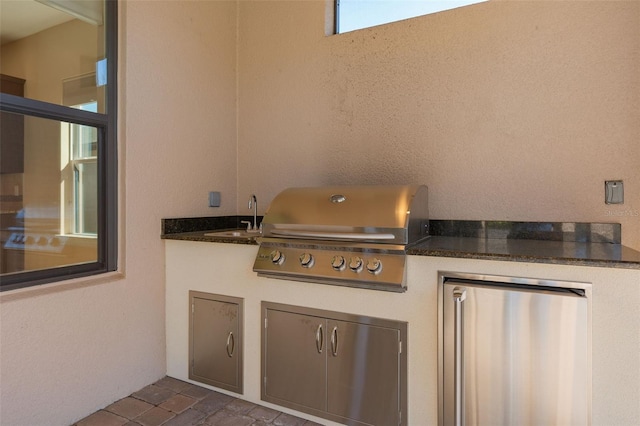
161, 217, 640, 269
162, 229, 259, 245
161, 215, 262, 245
407, 236, 640, 269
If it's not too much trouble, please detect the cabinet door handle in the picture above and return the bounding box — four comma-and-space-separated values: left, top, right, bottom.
226, 331, 235, 358
315, 324, 324, 353
330, 326, 338, 357
452, 287, 467, 426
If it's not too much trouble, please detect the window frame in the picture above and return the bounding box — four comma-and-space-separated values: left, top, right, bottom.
0, 0, 117, 292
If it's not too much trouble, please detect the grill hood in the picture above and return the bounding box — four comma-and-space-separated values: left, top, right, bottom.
261, 185, 429, 245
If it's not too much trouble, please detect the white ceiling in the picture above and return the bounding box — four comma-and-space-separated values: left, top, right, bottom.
1, 0, 74, 45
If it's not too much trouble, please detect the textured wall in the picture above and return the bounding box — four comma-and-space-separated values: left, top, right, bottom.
237, 0, 640, 250
0, 2, 238, 425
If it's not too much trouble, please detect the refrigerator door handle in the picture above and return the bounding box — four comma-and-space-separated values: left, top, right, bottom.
453, 287, 467, 426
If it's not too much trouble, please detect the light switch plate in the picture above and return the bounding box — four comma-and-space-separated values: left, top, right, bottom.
605, 180, 623, 204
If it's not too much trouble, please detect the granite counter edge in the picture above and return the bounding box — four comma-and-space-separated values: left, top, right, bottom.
161, 217, 640, 269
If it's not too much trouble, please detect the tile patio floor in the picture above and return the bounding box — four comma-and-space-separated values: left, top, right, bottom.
74, 376, 323, 426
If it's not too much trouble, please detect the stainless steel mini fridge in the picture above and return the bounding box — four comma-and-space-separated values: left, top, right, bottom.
439, 272, 591, 426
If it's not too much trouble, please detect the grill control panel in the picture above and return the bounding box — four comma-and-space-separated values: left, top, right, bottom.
4, 233, 68, 252
254, 243, 406, 292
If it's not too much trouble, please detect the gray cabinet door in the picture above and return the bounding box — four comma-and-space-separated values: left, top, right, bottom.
264, 309, 327, 412
327, 320, 402, 426
262, 302, 407, 426
190, 294, 242, 393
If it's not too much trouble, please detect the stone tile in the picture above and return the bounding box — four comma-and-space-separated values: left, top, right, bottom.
247, 405, 280, 423
272, 413, 308, 426
180, 383, 213, 400
132, 385, 177, 406
106, 397, 154, 420
135, 407, 175, 426
154, 377, 191, 393
76, 378, 317, 426
203, 409, 254, 426
224, 398, 257, 415
76, 410, 129, 426
159, 394, 197, 414
192, 391, 235, 415
162, 408, 206, 426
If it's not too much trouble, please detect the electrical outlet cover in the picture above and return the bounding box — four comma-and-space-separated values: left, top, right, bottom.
209, 191, 221, 207
605, 180, 623, 204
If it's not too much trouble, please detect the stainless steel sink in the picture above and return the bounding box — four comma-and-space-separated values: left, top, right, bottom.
204, 229, 260, 239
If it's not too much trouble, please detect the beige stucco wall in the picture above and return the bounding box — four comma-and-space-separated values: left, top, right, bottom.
0, 1, 238, 425
237, 0, 640, 251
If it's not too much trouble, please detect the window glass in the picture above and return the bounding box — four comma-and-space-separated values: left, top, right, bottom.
1, 113, 100, 274
0, 0, 107, 111
336, 0, 487, 33
0, 0, 116, 291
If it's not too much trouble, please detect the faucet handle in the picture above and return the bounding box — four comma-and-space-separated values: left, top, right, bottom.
240, 221, 252, 232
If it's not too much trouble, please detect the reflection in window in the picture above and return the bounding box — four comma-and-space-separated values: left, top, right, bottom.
66, 97, 98, 236
0, 0, 106, 110
336, 0, 487, 33
73, 161, 97, 235
0, 114, 100, 276
68, 102, 98, 235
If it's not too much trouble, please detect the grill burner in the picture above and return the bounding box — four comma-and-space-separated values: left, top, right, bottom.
252, 185, 428, 292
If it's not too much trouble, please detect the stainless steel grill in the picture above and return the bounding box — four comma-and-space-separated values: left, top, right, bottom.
253, 185, 428, 292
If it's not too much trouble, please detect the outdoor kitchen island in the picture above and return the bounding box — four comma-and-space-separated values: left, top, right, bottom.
163, 219, 640, 426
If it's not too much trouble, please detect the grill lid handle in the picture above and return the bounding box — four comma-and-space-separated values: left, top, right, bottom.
270, 229, 395, 241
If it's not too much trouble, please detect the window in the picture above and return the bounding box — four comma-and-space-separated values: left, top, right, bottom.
64, 77, 99, 236
70, 108, 99, 236
0, 0, 117, 291
336, 0, 487, 33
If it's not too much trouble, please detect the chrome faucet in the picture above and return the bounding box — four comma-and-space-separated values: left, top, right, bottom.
247, 194, 260, 232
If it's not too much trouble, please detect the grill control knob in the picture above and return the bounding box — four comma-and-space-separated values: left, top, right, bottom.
349, 256, 363, 272
331, 255, 346, 271
270, 250, 285, 265
366, 258, 383, 274
300, 253, 314, 268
